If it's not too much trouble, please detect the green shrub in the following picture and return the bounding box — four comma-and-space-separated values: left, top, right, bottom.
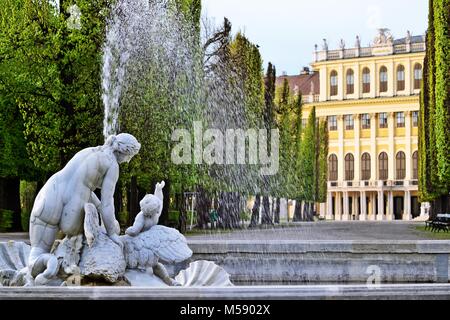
168, 210, 179, 221
0, 210, 13, 232
118, 211, 129, 228
240, 211, 251, 221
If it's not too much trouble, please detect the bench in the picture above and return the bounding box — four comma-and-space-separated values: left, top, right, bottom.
425, 214, 450, 233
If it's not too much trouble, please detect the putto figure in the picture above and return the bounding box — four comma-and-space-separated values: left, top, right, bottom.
125, 181, 165, 237
28, 133, 141, 285
121, 182, 193, 286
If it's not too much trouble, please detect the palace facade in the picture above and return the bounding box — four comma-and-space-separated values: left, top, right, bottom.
279, 30, 425, 221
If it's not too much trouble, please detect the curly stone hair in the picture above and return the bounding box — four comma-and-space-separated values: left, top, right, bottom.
105, 133, 141, 156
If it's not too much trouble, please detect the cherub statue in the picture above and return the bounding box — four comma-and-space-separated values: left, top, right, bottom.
120, 182, 192, 286
125, 181, 165, 237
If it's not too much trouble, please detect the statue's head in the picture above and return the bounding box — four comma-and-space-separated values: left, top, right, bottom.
140, 194, 162, 218
105, 133, 141, 164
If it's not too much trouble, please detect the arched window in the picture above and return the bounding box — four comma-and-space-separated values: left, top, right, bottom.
345, 154, 354, 181
396, 151, 406, 180
346, 69, 354, 94
397, 65, 405, 91
361, 153, 371, 181
362, 68, 371, 93
380, 66, 388, 93
412, 151, 419, 180
330, 70, 338, 96
414, 63, 423, 90
379, 152, 389, 180
328, 154, 338, 181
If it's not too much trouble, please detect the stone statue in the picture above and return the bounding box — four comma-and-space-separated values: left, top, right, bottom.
374, 28, 394, 46
0, 136, 232, 288
125, 181, 165, 236
355, 35, 361, 48
406, 30, 411, 43
339, 39, 345, 50
121, 182, 193, 286
322, 39, 328, 51
28, 133, 141, 285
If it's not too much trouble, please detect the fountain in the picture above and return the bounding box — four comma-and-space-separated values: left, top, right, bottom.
0, 0, 235, 287
0, 135, 232, 287
2, 0, 450, 301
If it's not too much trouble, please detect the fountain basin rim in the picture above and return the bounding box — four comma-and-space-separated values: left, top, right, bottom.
187, 240, 450, 254
1, 284, 450, 300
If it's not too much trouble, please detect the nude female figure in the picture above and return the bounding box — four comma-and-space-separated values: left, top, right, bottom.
28, 133, 141, 285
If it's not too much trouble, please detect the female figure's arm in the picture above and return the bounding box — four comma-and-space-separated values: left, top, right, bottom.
100, 164, 122, 247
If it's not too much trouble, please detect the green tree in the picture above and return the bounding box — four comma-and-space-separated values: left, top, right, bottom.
297, 107, 316, 221
419, 0, 450, 214
433, 0, 450, 197
0, 92, 37, 231
119, 0, 203, 227
316, 119, 329, 204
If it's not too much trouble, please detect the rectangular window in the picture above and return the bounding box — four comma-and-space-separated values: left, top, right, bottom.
379, 113, 388, 129
412, 111, 419, 127
361, 114, 371, 130
345, 115, 354, 130
328, 116, 337, 131
396, 112, 405, 128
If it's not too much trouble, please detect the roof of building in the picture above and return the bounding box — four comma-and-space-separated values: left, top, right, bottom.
275, 71, 320, 96
394, 35, 426, 45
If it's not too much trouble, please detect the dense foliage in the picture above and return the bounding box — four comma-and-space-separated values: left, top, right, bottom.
419, 0, 450, 213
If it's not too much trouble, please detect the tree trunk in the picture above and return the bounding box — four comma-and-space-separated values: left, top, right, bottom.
177, 192, 187, 234
249, 195, 260, 228
195, 186, 211, 229
217, 192, 227, 229
0, 177, 22, 232
293, 200, 302, 222
304, 202, 314, 222
274, 198, 280, 224
114, 180, 123, 221
261, 196, 273, 225
232, 192, 242, 229
127, 176, 139, 226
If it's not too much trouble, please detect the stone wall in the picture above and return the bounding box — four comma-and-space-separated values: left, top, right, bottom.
188, 240, 450, 285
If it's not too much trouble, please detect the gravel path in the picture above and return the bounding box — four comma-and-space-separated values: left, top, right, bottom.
0, 221, 432, 243
186, 221, 431, 241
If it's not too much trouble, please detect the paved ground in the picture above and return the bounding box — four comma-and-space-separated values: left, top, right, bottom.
186, 221, 433, 241
0, 221, 434, 243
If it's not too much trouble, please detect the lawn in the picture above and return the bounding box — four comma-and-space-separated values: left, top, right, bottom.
416, 226, 450, 240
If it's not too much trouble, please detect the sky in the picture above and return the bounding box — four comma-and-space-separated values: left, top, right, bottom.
202, 0, 428, 75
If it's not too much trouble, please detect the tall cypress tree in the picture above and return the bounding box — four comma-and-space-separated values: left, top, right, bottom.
433, 0, 450, 199
292, 91, 303, 222
420, 0, 450, 213
316, 119, 329, 204
298, 107, 316, 221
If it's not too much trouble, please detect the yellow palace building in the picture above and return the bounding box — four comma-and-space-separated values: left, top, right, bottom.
279, 29, 425, 221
